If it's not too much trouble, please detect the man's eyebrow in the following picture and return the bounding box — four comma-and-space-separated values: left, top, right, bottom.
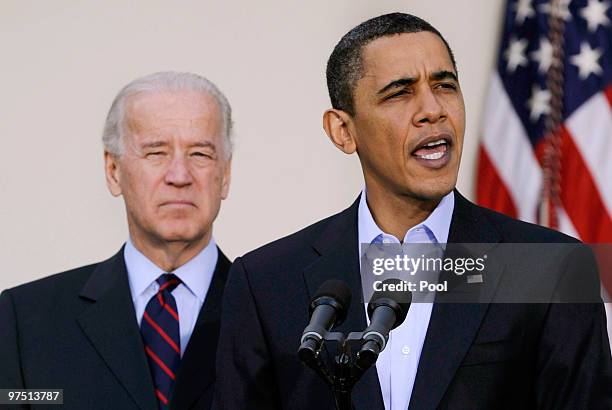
140, 141, 217, 150
431, 70, 458, 82
377, 71, 459, 96
141, 141, 168, 149
377, 77, 417, 95
192, 141, 217, 151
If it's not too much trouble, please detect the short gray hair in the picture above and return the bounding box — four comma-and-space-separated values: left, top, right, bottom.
102, 71, 233, 158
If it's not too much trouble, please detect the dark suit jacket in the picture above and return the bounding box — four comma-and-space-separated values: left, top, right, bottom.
0, 246, 231, 410
214, 192, 611, 410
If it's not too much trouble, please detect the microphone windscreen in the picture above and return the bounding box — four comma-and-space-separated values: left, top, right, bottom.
367, 279, 411, 327
312, 279, 352, 314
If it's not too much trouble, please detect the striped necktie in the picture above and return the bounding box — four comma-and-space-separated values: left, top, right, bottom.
141, 273, 181, 408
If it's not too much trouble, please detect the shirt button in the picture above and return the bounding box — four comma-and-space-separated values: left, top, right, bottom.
402, 346, 411, 355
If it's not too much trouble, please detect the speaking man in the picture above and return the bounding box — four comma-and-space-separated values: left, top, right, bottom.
214, 13, 611, 409
0, 71, 233, 409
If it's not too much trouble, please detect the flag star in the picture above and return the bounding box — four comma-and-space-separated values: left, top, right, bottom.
527, 85, 551, 122
570, 42, 603, 79
514, 0, 535, 24
539, 0, 572, 21
580, 0, 610, 32
504, 37, 529, 73
530, 38, 554, 74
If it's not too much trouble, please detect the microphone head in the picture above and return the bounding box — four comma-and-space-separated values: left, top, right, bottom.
310, 279, 352, 326
367, 278, 411, 329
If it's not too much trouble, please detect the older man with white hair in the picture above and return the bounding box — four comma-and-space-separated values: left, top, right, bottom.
0, 71, 233, 410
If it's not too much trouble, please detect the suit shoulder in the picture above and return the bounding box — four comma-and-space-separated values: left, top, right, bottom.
476, 204, 580, 244
239, 207, 349, 269
246, 213, 338, 257
5, 262, 99, 303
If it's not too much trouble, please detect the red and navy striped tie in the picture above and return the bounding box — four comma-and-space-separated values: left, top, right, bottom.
141, 273, 181, 408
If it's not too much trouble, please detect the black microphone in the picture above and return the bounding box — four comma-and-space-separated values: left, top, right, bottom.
298, 279, 352, 365
356, 279, 411, 370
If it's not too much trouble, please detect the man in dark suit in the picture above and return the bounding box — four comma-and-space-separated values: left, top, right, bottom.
214, 13, 611, 409
0, 71, 233, 409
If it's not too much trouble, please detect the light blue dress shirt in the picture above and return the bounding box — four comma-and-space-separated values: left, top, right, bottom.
358, 190, 455, 410
124, 237, 218, 357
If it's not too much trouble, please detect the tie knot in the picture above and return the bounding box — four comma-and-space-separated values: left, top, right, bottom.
156, 273, 181, 293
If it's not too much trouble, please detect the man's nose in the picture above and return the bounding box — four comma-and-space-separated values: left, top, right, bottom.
164, 155, 193, 187
413, 89, 445, 125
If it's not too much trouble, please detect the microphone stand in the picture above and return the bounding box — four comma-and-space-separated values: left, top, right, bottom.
300, 331, 369, 410
332, 351, 353, 410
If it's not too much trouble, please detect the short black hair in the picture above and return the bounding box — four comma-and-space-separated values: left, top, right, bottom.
326, 12, 457, 116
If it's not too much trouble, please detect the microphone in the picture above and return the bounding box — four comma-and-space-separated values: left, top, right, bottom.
298, 279, 352, 365
356, 279, 411, 370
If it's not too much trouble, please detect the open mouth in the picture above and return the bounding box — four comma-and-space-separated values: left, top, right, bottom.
411, 136, 452, 167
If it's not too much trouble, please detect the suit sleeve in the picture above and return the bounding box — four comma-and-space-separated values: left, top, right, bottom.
535, 246, 612, 409
0, 290, 30, 410
0, 290, 26, 389
213, 257, 281, 410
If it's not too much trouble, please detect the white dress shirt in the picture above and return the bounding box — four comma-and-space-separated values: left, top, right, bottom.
124, 237, 218, 357
358, 190, 455, 410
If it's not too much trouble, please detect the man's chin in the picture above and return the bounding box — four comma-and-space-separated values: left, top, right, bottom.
153, 227, 210, 246
403, 182, 455, 202
396, 162, 458, 198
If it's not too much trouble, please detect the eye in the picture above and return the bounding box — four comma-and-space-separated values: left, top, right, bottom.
385, 89, 411, 100
146, 151, 166, 158
436, 82, 457, 90
191, 151, 213, 159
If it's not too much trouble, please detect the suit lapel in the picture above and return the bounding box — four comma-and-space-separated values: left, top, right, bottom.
302, 192, 508, 410
409, 191, 504, 410
303, 196, 385, 410
171, 249, 231, 410
77, 247, 158, 410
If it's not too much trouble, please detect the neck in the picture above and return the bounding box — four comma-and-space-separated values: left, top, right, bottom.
365, 184, 441, 242
129, 231, 212, 272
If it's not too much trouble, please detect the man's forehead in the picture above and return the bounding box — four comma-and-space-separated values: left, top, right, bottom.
127, 111, 216, 132
360, 32, 455, 80
125, 90, 221, 132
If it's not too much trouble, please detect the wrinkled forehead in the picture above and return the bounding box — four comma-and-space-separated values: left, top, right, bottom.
124, 89, 223, 136
360, 32, 456, 83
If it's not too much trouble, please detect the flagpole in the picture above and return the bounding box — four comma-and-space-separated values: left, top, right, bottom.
540, 0, 567, 230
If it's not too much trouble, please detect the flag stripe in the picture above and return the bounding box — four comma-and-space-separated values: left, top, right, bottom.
477, 145, 518, 217
594, 251, 612, 304
481, 73, 542, 222
477, 0, 612, 350
565, 92, 612, 217
557, 125, 612, 243
555, 205, 579, 239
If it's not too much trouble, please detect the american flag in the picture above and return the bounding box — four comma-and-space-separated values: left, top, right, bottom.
476, 0, 612, 336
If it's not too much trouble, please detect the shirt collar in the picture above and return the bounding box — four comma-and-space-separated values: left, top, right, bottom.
124, 237, 219, 304
358, 189, 455, 245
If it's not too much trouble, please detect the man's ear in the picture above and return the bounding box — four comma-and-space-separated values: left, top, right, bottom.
104, 151, 123, 197
220, 157, 232, 200
322, 109, 357, 155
